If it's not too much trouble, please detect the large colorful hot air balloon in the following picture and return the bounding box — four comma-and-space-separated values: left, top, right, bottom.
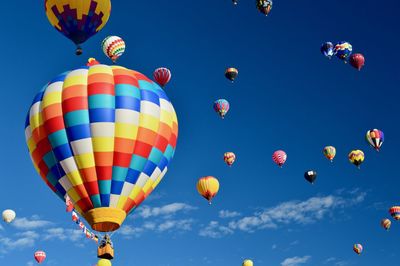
323, 146, 336, 162
45, 0, 112, 55
321, 42, 335, 59
304, 170, 317, 184
197, 176, 219, 204
353, 244, 363, 255
365, 129, 384, 152
102, 36, 126, 63
389, 206, 400, 220
243, 259, 254, 266
334, 41, 353, 62
34, 251, 46, 264
223, 152, 236, 166
225, 68, 238, 82
272, 150, 287, 167
348, 150, 364, 169
153, 68, 172, 88
349, 53, 365, 71
381, 218, 391, 230
256, 0, 273, 16
25, 59, 178, 233
214, 99, 230, 119
2, 210, 16, 223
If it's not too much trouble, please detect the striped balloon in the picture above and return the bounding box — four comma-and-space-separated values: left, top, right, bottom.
353, 244, 363, 255
272, 150, 287, 167
348, 150, 364, 169
197, 176, 219, 204
389, 206, 400, 220
323, 146, 336, 162
213, 99, 230, 119
102, 36, 126, 63
381, 218, 391, 230
34, 251, 46, 264
366, 129, 384, 152
25, 59, 178, 232
223, 152, 236, 166
153, 68, 172, 87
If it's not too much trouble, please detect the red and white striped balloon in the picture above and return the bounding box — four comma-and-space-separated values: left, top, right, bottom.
272, 150, 287, 167
34, 250, 46, 264
153, 67, 171, 87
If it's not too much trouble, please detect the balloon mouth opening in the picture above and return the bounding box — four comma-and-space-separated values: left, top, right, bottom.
83, 207, 126, 232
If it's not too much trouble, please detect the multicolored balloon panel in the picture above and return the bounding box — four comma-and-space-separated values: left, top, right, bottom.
25, 61, 178, 232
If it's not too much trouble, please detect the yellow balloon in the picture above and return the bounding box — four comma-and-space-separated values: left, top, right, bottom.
243, 259, 253, 266
197, 176, 219, 204
97, 259, 112, 266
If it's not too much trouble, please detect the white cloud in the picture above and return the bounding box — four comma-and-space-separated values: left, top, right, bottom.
281, 256, 311, 266
12, 217, 52, 230
26, 261, 34, 266
0, 231, 40, 252
324, 257, 348, 266
158, 219, 193, 232
219, 210, 241, 219
137, 203, 196, 218
199, 221, 233, 238
272, 244, 277, 250
43, 228, 86, 243
119, 219, 194, 238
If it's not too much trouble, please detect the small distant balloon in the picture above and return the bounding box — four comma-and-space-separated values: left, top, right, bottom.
197, 176, 220, 204
334, 41, 353, 62
272, 150, 287, 167
353, 244, 363, 255
214, 99, 230, 119
224, 152, 236, 166
381, 218, 391, 230
348, 150, 364, 169
97, 259, 112, 266
34, 251, 46, 264
365, 129, 384, 152
2, 209, 16, 223
153, 67, 172, 87
256, 0, 273, 16
243, 259, 254, 266
323, 146, 336, 162
101, 36, 126, 63
389, 206, 400, 220
304, 170, 317, 184
225, 67, 238, 82
232, 0, 239, 5
349, 53, 365, 71
321, 42, 335, 59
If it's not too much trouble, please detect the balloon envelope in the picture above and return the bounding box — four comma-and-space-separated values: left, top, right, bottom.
223, 152, 236, 166
25, 60, 178, 232
365, 129, 384, 151
381, 218, 391, 230
34, 251, 46, 264
353, 244, 363, 255
304, 170, 317, 184
153, 68, 172, 87
321, 42, 334, 58
348, 150, 364, 168
197, 176, 219, 203
256, 0, 273, 16
349, 53, 365, 70
243, 259, 254, 266
389, 206, 400, 220
102, 36, 126, 63
97, 259, 112, 266
225, 68, 238, 82
214, 99, 230, 119
323, 146, 336, 162
334, 41, 353, 61
2, 209, 16, 223
272, 150, 287, 167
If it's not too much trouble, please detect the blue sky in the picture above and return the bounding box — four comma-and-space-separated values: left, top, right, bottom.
1, 0, 400, 265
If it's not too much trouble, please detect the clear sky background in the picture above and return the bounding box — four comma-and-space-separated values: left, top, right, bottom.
0, 0, 400, 265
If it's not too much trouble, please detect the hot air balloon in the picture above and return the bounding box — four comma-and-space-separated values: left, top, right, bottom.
45, 0, 112, 55
97, 259, 112, 266
243, 259, 254, 266
366, 129, 384, 152
2, 210, 16, 223
321, 42, 335, 59
232, 0, 239, 5
323, 146, 336, 162
256, 0, 273, 16
153, 67, 172, 88
348, 150, 364, 169
389, 206, 400, 220
214, 99, 230, 119
349, 53, 365, 71
381, 218, 391, 230
334, 41, 352, 62
304, 170, 317, 184
353, 244, 363, 255
197, 176, 219, 204
223, 152, 236, 166
34, 251, 46, 264
272, 150, 287, 167
25, 59, 178, 234
102, 36, 126, 63
225, 68, 238, 82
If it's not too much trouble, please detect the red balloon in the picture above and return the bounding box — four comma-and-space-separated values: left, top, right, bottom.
34, 251, 46, 264
153, 67, 172, 87
350, 53, 365, 71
